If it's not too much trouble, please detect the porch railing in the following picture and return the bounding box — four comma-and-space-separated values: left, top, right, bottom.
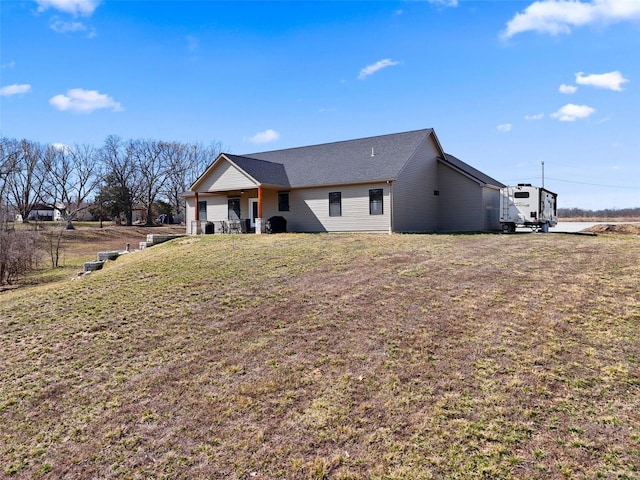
191, 219, 260, 235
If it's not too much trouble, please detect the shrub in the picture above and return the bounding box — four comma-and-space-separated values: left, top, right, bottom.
0, 229, 42, 285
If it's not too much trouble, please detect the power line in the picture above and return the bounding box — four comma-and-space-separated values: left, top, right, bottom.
545, 177, 640, 190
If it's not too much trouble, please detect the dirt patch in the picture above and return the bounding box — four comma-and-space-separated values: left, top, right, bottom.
582, 223, 640, 235
561, 216, 640, 222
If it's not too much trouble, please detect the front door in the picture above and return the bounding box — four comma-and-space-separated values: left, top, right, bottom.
249, 198, 258, 228
228, 198, 241, 220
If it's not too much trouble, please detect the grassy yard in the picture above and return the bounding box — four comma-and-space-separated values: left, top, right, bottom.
1, 232, 639, 479
2, 223, 185, 289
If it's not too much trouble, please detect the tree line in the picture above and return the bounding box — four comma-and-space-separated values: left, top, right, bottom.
0, 135, 222, 285
558, 207, 640, 219
0, 135, 223, 229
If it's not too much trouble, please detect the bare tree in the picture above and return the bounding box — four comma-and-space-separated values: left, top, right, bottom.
99, 135, 141, 226
131, 139, 172, 226
163, 141, 223, 221
42, 143, 101, 230
190, 141, 223, 186
0, 138, 20, 229
163, 141, 190, 220
7, 139, 47, 225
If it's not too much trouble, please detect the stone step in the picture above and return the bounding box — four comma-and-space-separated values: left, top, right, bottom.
83, 260, 105, 272
97, 251, 121, 261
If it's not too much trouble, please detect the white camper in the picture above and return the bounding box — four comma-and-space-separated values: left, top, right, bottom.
500, 184, 558, 233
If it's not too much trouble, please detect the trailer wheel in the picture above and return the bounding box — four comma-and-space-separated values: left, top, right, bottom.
502, 223, 515, 233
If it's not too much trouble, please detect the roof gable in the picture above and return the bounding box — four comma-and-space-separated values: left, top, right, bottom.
191, 154, 259, 191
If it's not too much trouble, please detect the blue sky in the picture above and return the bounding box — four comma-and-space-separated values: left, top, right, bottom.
1, 0, 639, 209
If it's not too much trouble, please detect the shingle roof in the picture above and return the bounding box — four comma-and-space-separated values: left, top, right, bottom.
441, 153, 505, 188
224, 154, 290, 187
242, 129, 437, 188
192, 129, 504, 191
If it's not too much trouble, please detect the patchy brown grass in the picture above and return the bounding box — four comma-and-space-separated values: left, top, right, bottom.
54, 223, 185, 258
1, 233, 639, 479
7, 223, 185, 289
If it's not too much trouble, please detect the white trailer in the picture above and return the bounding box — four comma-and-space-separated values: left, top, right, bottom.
500, 184, 558, 233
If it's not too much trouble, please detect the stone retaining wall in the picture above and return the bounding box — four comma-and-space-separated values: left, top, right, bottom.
140, 234, 187, 249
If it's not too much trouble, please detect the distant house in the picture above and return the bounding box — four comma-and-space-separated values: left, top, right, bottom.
185, 129, 505, 234
27, 204, 63, 222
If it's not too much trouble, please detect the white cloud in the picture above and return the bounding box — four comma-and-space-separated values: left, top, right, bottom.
51, 142, 73, 152
575, 71, 629, 91
49, 18, 87, 33
525, 113, 545, 120
49, 88, 123, 113
358, 59, 400, 80
559, 84, 578, 94
0, 84, 32, 96
497, 123, 513, 133
1, 60, 16, 69
247, 129, 280, 144
502, 0, 640, 38
35, 0, 100, 16
426, 0, 458, 6
551, 103, 595, 121
597, 114, 613, 124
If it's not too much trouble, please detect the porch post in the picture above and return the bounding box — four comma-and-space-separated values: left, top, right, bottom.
255, 186, 263, 234
193, 192, 200, 235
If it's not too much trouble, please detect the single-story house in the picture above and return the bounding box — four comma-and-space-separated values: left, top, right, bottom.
184, 128, 505, 234
27, 204, 63, 222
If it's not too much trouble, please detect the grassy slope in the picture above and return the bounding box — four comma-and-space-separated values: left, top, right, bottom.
1, 234, 639, 479
7, 224, 185, 289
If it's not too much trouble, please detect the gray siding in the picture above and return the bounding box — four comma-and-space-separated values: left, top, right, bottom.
392, 135, 440, 232
199, 159, 257, 192
437, 162, 484, 232
278, 183, 391, 233
185, 194, 229, 234
185, 197, 195, 233
482, 187, 501, 231
259, 190, 282, 222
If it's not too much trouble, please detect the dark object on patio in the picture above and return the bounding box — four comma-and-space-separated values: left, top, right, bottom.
204, 222, 215, 234
266, 216, 287, 234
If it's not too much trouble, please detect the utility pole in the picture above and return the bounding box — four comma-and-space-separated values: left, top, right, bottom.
541, 160, 545, 189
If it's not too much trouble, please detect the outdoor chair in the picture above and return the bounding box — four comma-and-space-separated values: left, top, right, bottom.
228, 220, 242, 234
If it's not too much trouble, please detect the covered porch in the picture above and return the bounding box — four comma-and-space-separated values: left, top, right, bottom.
189, 186, 269, 235
185, 152, 291, 235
